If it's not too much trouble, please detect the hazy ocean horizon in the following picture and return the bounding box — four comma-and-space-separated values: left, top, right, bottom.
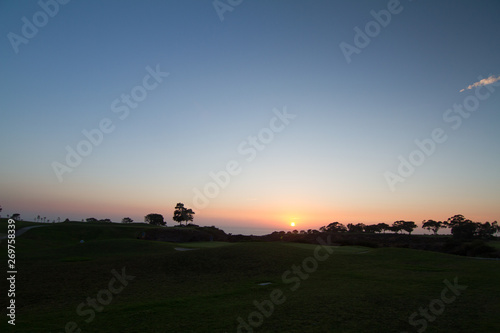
216, 226, 286, 236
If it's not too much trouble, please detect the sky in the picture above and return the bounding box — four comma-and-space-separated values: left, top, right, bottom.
1, 0, 499, 234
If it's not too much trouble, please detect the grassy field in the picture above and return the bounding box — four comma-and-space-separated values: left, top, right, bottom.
488, 241, 500, 250
1, 220, 499, 332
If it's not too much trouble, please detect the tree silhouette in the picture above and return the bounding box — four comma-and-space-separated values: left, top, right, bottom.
376, 223, 390, 233
364, 224, 382, 233
11, 213, 20, 221
347, 223, 365, 233
446, 215, 476, 240
476, 222, 497, 239
122, 217, 134, 223
145, 213, 165, 226
445, 214, 467, 228
391, 220, 417, 235
391, 221, 406, 234
451, 222, 476, 239
324, 222, 347, 233
402, 221, 417, 235
173, 203, 195, 226
422, 220, 442, 235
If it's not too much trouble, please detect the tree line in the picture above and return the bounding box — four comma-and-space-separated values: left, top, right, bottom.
0, 202, 196, 227
59, 203, 196, 227
314, 214, 498, 240
2, 204, 498, 241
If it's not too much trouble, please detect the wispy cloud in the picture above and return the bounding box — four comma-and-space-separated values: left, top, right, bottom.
460, 75, 500, 92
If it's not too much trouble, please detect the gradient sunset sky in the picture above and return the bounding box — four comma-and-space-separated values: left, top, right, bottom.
1, 0, 499, 234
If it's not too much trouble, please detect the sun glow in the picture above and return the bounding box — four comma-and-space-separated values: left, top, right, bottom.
290, 222, 295, 227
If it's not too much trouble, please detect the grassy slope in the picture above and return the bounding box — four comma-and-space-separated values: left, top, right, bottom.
1, 221, 499, 333
488, 240, 500, 250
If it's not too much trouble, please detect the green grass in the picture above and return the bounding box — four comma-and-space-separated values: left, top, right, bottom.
173, 241, 236, 249
283, 242, 372, 253
60, 256, 92, 262
1, 220, 499, 332
488, 240, 500, 249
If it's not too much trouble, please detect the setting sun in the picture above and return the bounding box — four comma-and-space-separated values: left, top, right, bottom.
290, 222, 295, 227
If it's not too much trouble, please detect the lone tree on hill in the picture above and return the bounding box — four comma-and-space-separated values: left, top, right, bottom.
173, 203, 195, 226
11, 213, 20, 221
122, 217, 134, 223
145, 213, 165, 226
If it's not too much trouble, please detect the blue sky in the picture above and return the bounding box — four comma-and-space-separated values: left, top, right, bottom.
1, 0, 499, 233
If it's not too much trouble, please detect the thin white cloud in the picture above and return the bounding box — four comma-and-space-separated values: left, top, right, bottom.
460, 75, 500, 92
